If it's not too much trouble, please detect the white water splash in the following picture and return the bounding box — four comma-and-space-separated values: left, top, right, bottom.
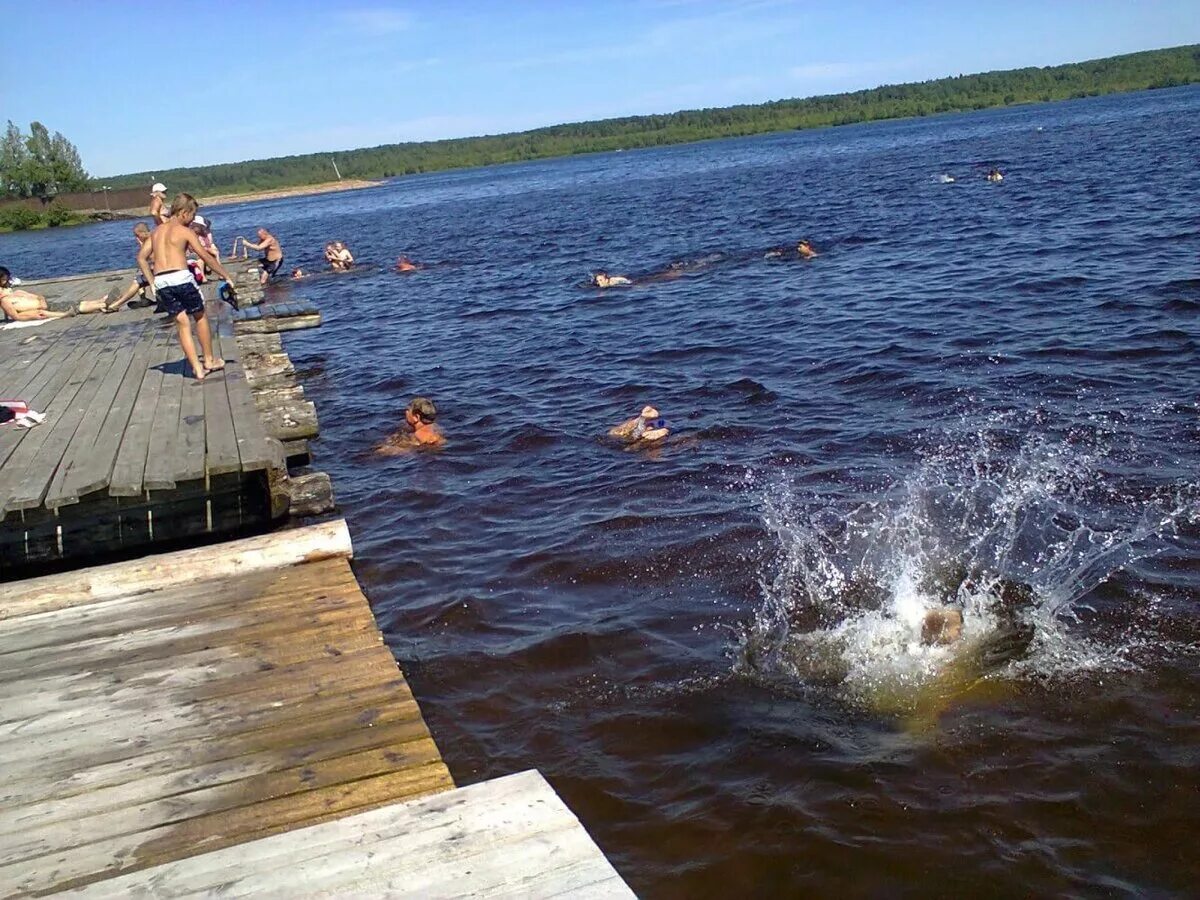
738, 416, 1198, 713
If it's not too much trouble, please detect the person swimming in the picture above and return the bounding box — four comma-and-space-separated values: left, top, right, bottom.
765, 240, 818, 260
375, 396, 445, 453
291, 268, 307, 279
608, 405, 670, 444
396, 256, 422, 273
987, 168, 1004, 183
591, 271, 633, 288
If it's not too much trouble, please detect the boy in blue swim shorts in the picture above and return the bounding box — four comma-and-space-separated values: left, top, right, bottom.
138, 193, 237, 381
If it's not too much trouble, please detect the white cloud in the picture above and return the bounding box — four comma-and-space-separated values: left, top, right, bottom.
338, 8, 413, 35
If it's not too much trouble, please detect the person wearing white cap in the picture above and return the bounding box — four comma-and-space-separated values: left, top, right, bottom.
150, 182, 169, 225
608, 405, 669, 444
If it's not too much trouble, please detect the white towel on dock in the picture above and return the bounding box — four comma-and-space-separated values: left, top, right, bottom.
0, 319, 49, 331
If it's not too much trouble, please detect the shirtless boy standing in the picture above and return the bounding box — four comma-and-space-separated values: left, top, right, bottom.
138, 193, 236, 381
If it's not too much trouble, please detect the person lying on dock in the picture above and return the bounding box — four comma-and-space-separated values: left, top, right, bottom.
765, 240, 818, 260
608, 405, 670, 444
240, 228, 284, 285
396, 256, 422, 273
139, 192, 237, 381
0, 267, 77, 320
375, 397, 445, 453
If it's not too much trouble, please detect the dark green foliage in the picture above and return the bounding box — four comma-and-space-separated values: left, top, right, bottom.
0, 206, 42, 231
44, 201, 74, 227
1, 121, 90, 201
99, 44, 1200, 196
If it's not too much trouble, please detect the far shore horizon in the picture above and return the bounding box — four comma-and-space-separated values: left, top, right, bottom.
89, 44, 1199, 200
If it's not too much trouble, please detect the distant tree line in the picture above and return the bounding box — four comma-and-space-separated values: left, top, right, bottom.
98, 43, 1200, 196
1, 121, 90, 201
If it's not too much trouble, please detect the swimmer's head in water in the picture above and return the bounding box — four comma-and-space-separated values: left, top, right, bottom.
291, 268, 304, 279
133, 222, 150, 239
406, 396, 437, 426
797, 240, 817, 259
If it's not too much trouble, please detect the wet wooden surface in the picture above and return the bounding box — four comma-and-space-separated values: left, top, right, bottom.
0, 523, 455, 897
55, 771, 636, 899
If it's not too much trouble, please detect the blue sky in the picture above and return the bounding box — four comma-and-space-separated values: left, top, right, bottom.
4, 1, 1197, 177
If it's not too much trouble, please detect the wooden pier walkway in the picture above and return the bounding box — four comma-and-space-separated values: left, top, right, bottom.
0, 268, 326, 575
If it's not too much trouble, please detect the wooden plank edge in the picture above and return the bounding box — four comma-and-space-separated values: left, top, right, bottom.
0, 519, 353, 617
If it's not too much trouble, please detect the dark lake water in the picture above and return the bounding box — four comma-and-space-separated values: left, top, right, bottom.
5, 86, 1200, 897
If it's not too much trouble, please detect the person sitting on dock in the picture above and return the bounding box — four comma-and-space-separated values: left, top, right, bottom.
149, 182, 169, 225
101, 223, 157, 312
608, 405, 670, 444
375, 397, 445, 453
240, 227, 284, 285
139, 192, 237, 381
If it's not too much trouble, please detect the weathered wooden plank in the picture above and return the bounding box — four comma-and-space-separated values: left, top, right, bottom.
107, 327, 176, 497
0, 555, 354, 647
0, 519, 352, 616
0, 740, 446, 869
0, 764, 453, 896
0, 556, 355, 652
201, 319, 241, 476
0, 729, 441, 844
51, 771, 633, 900
0, 717, 435, 831
141, 334, 191, 491
0, 643, 398, 753
62, 323, 167, 499
0, 348, 109, 516
44, 320, 152, 509
0, 324, 109, 475
0, 593, 388, 697
215, 317, 276, 472
1, 691, 429, 808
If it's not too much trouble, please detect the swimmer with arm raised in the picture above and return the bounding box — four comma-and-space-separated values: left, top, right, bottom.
609, 405, 670, 444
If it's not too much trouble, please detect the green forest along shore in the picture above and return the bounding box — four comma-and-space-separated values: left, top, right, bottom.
81, 44, 1200, 199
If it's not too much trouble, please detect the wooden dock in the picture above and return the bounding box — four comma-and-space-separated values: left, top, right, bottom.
0, 262, 634, 897
0, 521, 632, 897
0, 267, 328, 576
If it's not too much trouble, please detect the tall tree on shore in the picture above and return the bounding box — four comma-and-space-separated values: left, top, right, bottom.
0, 120, 89, 201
